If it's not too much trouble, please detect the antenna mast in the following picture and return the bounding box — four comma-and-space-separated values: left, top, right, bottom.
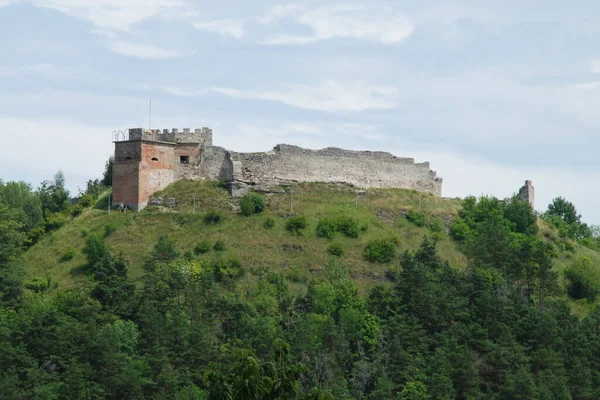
149, 99, 152, 130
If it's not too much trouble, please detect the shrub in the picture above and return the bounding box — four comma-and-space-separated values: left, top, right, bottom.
81, 228, 90, 238
24, 277, 50, 292
316, 216, 360, 239
204, 210, 223, 225
45, 212, 67, 231
337, 217, 360, 238
364, 239, 396, 263
428, 217, 444, 233
406, 211, 425, 227
239, 193, 266, 216
195, 240, 212, 255
78, 193, 95, 208
213, 240, 226, 252
61, 247, 75, 262
327, 242, 344, 257
211, 257, 244, 281
83, 234, 109, 266
104, 222, 117, 238
263, 217, 275, 229
286, 216, 308, 236
565, 257, 600, 301
316, 219, 338, 239
71, 204, 84, 217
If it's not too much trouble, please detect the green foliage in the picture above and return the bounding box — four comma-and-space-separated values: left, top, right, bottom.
428, 217, 444, 233
316, 216, 360, 239
565, 257, 600, 301
151, 235, 180, 264
213, 240, 226, 252
364, 239, 396, 263
45, 212, 67, 231
327, 242, 344, 257
104, 222, 117, 238
83, 234, 109, 266
71, 204, 84, 217
23, 276, 50, 292
406, 210, 426, 227
78, 193, 95, 208
545, 197, 590, 240
204, 210, 224, 225
60, 247, 75, 262
239, 193, 265, 216
286, 216, 308, 236
38, 170, 70, 216
263, 217, 275, 229
209, 256, 244, 281
102, 156, 114, 187
195, 240, 212, 255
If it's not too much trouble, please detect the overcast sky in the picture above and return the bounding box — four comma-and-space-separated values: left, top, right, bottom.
1, 1, 600, 222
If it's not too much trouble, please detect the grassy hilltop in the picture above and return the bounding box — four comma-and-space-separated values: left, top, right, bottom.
19, 179, 600, 314
20, 181, 465, 293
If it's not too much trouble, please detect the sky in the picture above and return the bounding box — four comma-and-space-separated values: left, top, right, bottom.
1, 0, 600, 222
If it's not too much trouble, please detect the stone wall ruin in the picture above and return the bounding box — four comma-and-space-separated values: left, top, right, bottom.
112, 128, 443, 210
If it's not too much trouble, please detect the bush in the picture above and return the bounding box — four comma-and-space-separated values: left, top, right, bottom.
81, 228, 90, 238
78, 193, 95, 208
239, 193, 265, 216
565, 257, 600, 301
104, 222, 117, 238
286, 216, 308, 236
24, 277, 50, 292
84, 234, 109, 266
61, 247, 75, 262
316, 219, 338, 239
263, 217, 275, 229
45, 212, 67, 231
211, 257, 244, 281
204, 210, 223, 225
428, 217, 444, 233
213, 240, 226, 252
316, 216, 360, 239
195, 240, 212, 255
337, 216, 360, 238
364, 239, 396, 263
71, 204, 84, 217
406, 211, 425, 227
327, 242, 344, 257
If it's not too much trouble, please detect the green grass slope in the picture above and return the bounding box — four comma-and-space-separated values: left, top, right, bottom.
19, 181, 465, 293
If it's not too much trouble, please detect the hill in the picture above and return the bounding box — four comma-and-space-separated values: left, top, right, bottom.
19, 180, 465, 293
7, 178, 600, 398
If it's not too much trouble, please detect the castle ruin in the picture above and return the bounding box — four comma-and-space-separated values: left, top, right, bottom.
112, 128, 443, 210
517, 180, 535, 208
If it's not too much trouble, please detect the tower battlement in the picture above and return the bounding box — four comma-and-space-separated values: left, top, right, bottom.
114, 127, 213, 146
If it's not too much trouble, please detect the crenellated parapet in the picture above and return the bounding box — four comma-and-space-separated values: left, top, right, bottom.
123, 127, 213, 146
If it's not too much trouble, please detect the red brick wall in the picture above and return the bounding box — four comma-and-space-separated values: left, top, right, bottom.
138, 142, 175, 209
113, 141, 141, 208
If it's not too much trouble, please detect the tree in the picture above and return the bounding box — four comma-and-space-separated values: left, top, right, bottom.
102, 156, 114, 187
38, 170, 70, 216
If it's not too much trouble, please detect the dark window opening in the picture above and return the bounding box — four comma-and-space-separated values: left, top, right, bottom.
151, 157, 159, 162
125, 156, 132, 161
180, 155, 189, 164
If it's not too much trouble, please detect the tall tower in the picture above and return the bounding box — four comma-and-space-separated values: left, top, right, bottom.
112, 129, 176, 211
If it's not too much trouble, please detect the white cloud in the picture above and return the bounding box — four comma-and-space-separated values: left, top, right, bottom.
29, 0, 184, 31
213, 81, 398, 112
259, 4, 414, 45
192, 19, 245, 39
0, 0, 11, 7
109, 41, 184, 59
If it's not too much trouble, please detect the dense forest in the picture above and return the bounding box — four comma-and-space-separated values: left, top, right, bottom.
2, 168, 600, 399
